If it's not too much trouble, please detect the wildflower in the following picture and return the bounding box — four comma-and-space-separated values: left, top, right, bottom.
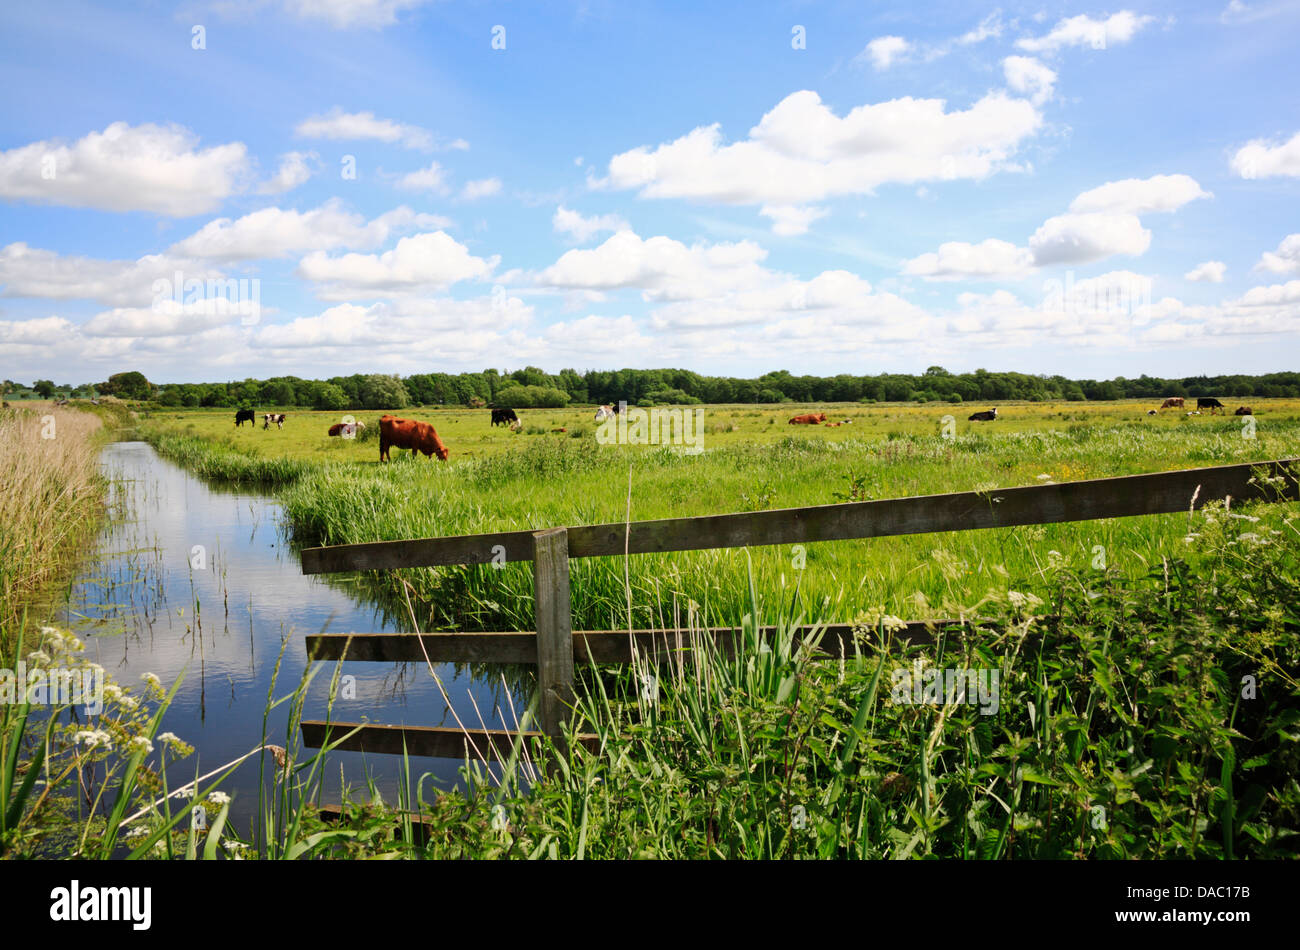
74, 730, 112, 751
128, 736, 154, 756
103, 683, 124, 702
1036, 473, 1052, 481
118, 695, 139, 712
141, 672, 163, 691
208, 791, 231, 805
124, 825, 150, 841
26, 650, 49, 666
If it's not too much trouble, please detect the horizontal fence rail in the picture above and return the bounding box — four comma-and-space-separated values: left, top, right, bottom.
299, 721, 601, 761
299, 457, 1298, 763
304, 620, 1007, 665
300, 459, 1298, 574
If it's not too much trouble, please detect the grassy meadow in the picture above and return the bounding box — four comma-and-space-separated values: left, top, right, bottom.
139, 399, 1300, 634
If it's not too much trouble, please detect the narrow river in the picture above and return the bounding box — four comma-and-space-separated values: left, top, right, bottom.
62, 441, 524, 832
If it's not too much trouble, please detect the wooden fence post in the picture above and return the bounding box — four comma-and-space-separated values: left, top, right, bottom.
533, 527, 574, 760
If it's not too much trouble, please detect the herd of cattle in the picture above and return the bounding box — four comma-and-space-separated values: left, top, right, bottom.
231, 394, 1261, 464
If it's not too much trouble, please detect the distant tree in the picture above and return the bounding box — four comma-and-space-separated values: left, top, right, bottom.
99, 371, 152, 400
357, 374, 410, 410
32, 380, 55, 399
311, 382, 349, 411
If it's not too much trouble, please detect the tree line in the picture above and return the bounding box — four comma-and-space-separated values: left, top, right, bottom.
27, 367, 1300, 410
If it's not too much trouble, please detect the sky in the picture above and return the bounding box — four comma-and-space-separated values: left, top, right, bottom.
1, 0, 1298, 386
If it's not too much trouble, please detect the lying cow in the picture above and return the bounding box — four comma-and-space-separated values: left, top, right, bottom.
594, 404, 615, 422
263, 412, 286, 429
491, 407, 519, 427
235, 408, 256, 427
1197, 397, 1225, 414
789, 412, 827, 425
327, 421, 366, 437
824, 422, 842, 427
968, 408, 998, 422
1160, 397, 1184, 410
1235, 406, 1253, 416
379, 415, 449, 462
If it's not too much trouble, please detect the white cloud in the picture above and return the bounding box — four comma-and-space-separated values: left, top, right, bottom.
595, 90, 1042, 210
862, 36, 910, 70
903, 239, 1035, 280
0, 243, 222, 307
396, 161, 450, 193
295, 108, 463, 151
1069, 174, 1211, 214
82, 298, 254, 338
258, 151, 317, 194
1185, 260, 1227, 282
0, 122, 249, 216
1017, 11, 1155, 53
1028, 212, 1151, 265
279, 0, 433, 28
1220, 1, 1298, 24
297, 231, 498, 297
957, 12, 1004, 44
1256, 233, 1300, 275
253, 294, 531, 348
539, 230, 770, 300
759, 204, 829, 236
460, 178, 502, 200
552, 206, 629, 243
1234, 278, 1300, 306
168, 201, 451, 261
1002, 56, 1057, 105
1230, 131, 1300, 179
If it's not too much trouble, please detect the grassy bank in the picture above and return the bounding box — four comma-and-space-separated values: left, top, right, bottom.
0, 401, 131, 638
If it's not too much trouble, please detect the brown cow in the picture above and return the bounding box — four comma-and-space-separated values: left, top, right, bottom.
824, 421, 842, 427
789, 412, 827, 425
1235, 406, 1253, 416
378, 415, 449, 461
327, 421, 366, 437
1159, 397, 1184, 410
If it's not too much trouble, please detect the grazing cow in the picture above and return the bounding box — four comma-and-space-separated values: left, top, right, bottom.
509, 419, 522, 432
1197, 397, 1225, 414
379, 415, 449, 462
1160, 397, 1185, 410
788, 412, 827, 425
1235, 406, 1253, 416
327, 421, 366, 437
263, 412, 286, 430
968, 408, 998, 422
594, 404, 615, 422
491, 407, 519, 427
235, 408, 256, 427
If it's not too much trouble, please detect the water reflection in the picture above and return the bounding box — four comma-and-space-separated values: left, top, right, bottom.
62, 441, 525, 830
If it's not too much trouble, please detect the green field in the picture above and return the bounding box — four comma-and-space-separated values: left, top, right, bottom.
139, 399, 1300, 634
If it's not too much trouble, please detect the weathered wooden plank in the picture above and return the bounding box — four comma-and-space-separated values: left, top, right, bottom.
299, 459, 1297, 574
300, 721, 601, 760
303, 619, 997, 665
533, 528, 575, 744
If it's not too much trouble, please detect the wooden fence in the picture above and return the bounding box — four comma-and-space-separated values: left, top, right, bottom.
297, 458, 1297, 761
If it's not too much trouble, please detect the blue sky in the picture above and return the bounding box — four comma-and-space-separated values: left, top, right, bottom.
1, 0, 1298, 385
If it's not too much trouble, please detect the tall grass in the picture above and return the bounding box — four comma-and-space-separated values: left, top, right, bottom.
0, 405, 111, 637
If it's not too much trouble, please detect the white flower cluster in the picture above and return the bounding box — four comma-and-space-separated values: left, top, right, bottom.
74, 730, 112, 751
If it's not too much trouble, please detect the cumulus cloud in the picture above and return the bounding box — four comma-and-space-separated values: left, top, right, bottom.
168, 201, 451, 261
862, 36, 910, 70
552, 206, 629, 243
1069, 174, 1211, 214
1028, 212, 1151, 265
253, 294, 531, 349
1231, 131, 1300, 179
1016, 11, 1155, 53
903, 239, 1035, 280
396, 161, 450, 193
1256, 233, 1300, 275
593, 90, 1041, 220
1185, 260, 1227, 282
0, 243, 223, 307
0, 122, 249, 216
258, 151, 317, 194
295, 108, 464, 151
460, 178, 502, 200
297, 231, 498, 298
1002, 56, 1057, 105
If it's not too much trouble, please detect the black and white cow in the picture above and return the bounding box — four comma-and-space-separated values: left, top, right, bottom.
968, 408, 998, 422
263, 412, 286, 429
